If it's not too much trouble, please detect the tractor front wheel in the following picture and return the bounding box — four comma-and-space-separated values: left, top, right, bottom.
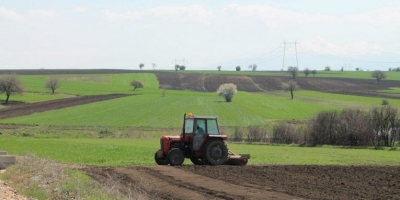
154, 151, 169, 165
167, 148, 185, 166
203, 140, 228, 165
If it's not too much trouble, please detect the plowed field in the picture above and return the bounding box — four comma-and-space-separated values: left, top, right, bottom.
155, 72, 400, 98
80, 165, 400, 200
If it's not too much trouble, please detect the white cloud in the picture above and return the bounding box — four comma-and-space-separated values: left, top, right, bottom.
222, 4, 338, 27
343, 3, 400, 24
72, 7, 89, 13
102, 5, 213, 24
223, 3, 400, 27
300, 37, 383, 57
0, 7, 24, 21
28, 10, 59, 18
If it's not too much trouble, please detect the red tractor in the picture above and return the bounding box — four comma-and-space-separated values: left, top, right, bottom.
154, 113, 250, 166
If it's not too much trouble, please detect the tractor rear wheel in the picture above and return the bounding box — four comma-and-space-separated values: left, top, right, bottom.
154, 152, 169, 165
203, 140, 228, 165
190, 157, 207, 165
167, 148, 185, 166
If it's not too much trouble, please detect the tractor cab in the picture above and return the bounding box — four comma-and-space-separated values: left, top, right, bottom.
181, 113, 227, 154
155, 113, 249, 166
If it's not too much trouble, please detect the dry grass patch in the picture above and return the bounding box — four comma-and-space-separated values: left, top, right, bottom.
0, 155, 151, 200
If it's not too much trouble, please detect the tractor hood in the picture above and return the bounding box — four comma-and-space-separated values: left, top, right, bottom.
161, 135, 181, 141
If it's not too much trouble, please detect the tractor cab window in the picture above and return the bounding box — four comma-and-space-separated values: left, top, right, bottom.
207, 119, 219, 135
196, 119, 206, 134
184, 118, 194, 133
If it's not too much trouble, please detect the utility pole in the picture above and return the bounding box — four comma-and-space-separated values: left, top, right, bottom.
282, 40, 286, 71
281, 40, 299, 70
295, 40, 298, 69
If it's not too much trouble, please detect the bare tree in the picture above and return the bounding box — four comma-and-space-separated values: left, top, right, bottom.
130, 80, 144, 91
217, 83, 237, 102
371, 70, 387, 83
139, 63, 144, 70
370, 105, 399, 147
287, 66, 299, 79
45, 77, 60, 94
152, 63, 156, 70
0, 74, 24, 104
311, 69, 317, 77
217, 66, 221, 71
303, 68, 310, 77
248, 64, 257, 71
282, 80, 299, 99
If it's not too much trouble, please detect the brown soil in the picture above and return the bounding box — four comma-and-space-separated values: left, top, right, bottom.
155, 72, 400, 98
0, 94, 130, 119
0, 178, 28, 200
80, 165, 400, 200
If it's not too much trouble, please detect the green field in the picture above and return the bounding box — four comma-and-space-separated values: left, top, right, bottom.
1, 71, 400, 167
1, 137, 399, 166
1, 88, 399, 128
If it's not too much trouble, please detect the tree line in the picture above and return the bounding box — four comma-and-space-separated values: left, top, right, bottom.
0, 74, 61, 104
0, 74, 146, 104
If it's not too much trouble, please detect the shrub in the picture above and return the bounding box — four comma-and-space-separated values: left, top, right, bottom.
308, 109, 375, 146
272, 122, 297, 144
217, 83, 237, 102
370, 106, 400, 147
309, 110, 339, 146
232, 127, 244, 142
246, 126, 268, 143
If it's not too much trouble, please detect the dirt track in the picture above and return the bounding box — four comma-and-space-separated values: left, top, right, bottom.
81, 165, 400, 200
0, 94, 130, 119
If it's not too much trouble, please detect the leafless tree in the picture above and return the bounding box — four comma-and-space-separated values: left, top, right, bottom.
217, 83, 237, 102
152, 63, 156, 70
370, 106, 400, 147
139, 63, 144, 70
282, 80, 299, 99
371, 70, 387, 83
217, 66, 221, 71
311, 69, 317, 77
130, 80, 144, 91
45, 77, 60, 94
248, 64, 257, 71
0, 74, 24, 104
304, 68, 310, 77
287, 66, 299, 79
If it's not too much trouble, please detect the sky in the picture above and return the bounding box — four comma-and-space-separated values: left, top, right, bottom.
1, 0, 400, 71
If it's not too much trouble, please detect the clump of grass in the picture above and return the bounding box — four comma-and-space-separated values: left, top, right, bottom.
0, 154, 150, 199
